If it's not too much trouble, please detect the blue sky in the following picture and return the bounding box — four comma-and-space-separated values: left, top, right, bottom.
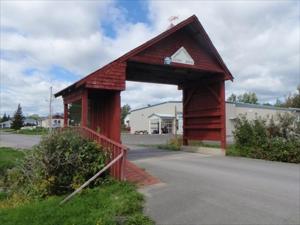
102, 0, 150, 38
0, 0, 299, 116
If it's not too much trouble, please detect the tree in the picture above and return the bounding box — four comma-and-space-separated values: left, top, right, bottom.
68, 103, 81, 126
28, 114, 40, 121
238, 92, 258, 104
227, 92, 258, 104
227, 94, 237, 103
121, 104, 131, 125
274, 98, 283, 107
11, 104, 25, 130
1, 113, 10, 122
281, 86, 300, 108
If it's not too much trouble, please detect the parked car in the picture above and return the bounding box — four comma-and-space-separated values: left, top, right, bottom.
134, 130, 148, 135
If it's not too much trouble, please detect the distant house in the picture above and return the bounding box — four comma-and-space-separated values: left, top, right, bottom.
0, 120, 12, 128
41, 115, 64, 128
24, 118, 39, 126
0, 118, 39, 129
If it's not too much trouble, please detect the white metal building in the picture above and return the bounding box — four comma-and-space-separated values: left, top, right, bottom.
127, 101, 182, 135
127, 101, 300, 140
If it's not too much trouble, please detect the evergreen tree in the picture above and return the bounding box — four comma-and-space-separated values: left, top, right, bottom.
1, 113, 9, 122
11, 104, 25, 130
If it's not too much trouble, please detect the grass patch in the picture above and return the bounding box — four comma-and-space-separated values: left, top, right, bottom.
15, 127, 48, 135
0, 129, 14, 133
0, 147, 25, 176
0, 182, 154, 225
157, 136, 182, 151
157, 144, 180, 151
225, 145, 240, 156
189, 140, 221, 148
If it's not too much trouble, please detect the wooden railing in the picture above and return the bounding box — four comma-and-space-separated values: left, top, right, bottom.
76, 126, 128, 180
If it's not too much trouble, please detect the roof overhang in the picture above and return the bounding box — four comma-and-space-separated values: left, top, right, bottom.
55, 15, 234, 98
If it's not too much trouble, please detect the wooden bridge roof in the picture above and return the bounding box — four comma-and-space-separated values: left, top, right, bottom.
55, 15, 233, 97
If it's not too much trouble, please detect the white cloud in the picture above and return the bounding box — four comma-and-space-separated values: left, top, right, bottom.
1, 0, 299, 117
122, 82, 181, 109
148, 0, 300, 104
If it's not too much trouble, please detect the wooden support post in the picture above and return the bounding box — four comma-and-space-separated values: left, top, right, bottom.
81, 90, 88, 127
63, 103, 68, 127
220, 81, 226, 150
182, 88, 188, 146
110, 91, 121, 143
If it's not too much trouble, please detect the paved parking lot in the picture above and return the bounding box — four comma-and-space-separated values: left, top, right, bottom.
129, 146, 300, 225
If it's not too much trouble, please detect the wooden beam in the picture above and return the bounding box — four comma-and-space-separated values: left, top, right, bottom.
63, 103, 68, 127
220, 81, 226, 149
183, 87, 197, 108
110, 91, 121, 143
206, 85, 221, 104
81, 89, 88, 127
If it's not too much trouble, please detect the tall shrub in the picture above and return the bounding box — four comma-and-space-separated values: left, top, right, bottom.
6, 129, 108, 197
232, 113, 300, 163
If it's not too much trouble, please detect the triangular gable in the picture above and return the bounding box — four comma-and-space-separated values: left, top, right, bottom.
55, 15, 233, 97
122, 15, 233, 79
171, 46, 195, 65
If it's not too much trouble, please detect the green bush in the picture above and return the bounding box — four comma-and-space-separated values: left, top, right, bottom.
231, 113, 300, 163
158, 137, 182, 151
5, 129, 108, 197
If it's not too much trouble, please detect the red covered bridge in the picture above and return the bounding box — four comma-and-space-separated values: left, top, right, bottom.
55, 15, 233, 180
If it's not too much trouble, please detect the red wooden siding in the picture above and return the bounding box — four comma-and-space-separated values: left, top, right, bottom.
63, 88, 84, 104
182, 80, 226, 147
131, 30, 223, 73
83, 62, 126, 91
88, 90, 121, 143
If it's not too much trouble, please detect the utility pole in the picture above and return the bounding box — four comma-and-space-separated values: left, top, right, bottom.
174, 105, 178, 138
49, 86, 53, 132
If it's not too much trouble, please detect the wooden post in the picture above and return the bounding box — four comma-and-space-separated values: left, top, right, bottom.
220, 81, 226, 150
63, 103, 68, 127
81, 90, 88, 127
182, 88, 188, 145
110, 91, 121, 142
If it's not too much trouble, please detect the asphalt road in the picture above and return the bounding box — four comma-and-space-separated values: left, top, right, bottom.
129, 146, 300, 225
121, 133, 234, 146
0, 131, 229, 149
0, 131, 41, 149
0, 132, 174, 149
